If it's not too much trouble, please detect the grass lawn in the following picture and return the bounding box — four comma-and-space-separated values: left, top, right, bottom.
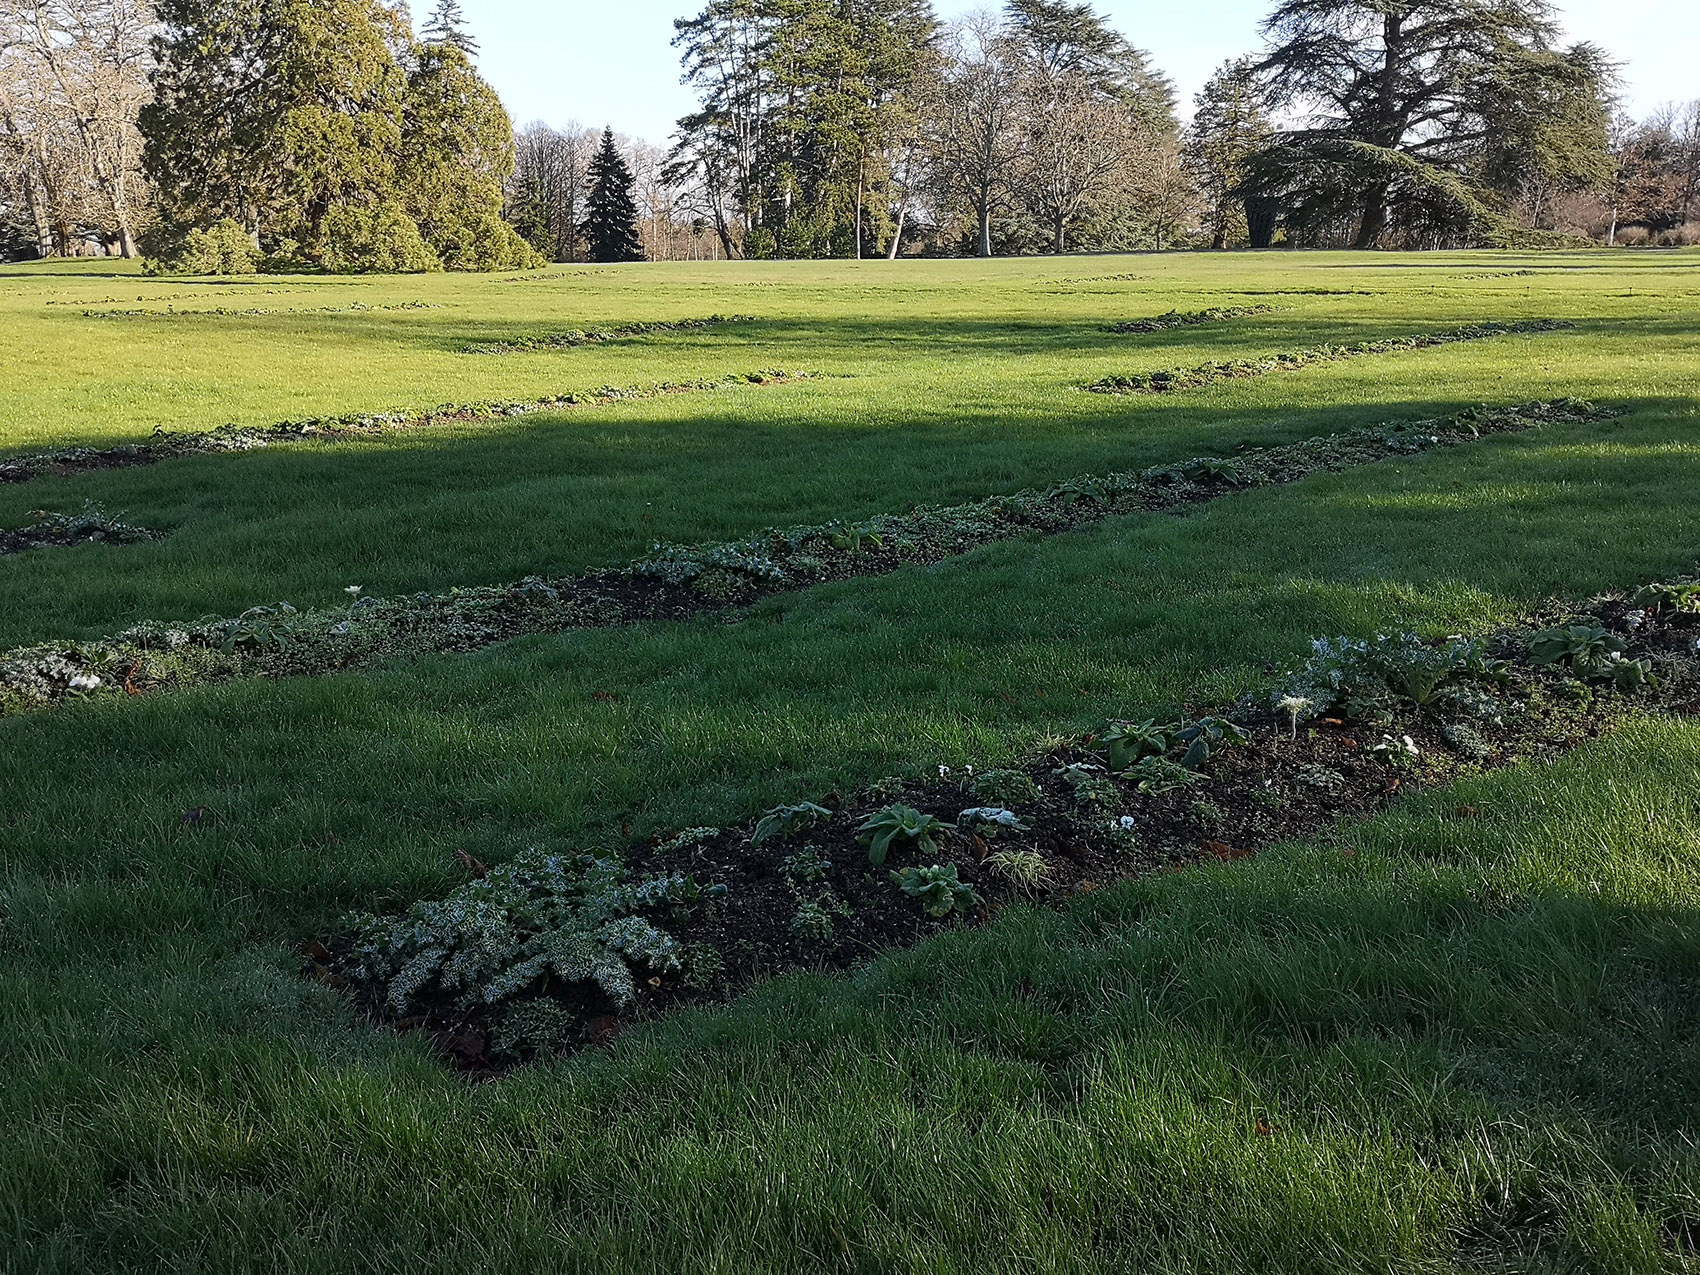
3, 250, 1699, 1272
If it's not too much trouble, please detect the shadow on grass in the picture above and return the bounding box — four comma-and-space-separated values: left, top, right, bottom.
0, 388, 1689, 649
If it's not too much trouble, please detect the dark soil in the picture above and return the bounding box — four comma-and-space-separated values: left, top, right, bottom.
0, 522, 161, 555
318, 593, 1700, 1078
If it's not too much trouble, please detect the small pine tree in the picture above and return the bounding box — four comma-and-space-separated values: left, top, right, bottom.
421, 0, 478, 56
582, 128, 645, 263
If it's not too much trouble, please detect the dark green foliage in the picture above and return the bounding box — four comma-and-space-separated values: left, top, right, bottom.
969, 768, 1043, 807
751, 802, 833, 847
1102, 718, 1174, 771
1172, 716, 1251, 769
140, 0, 536, 273
858, 804, 953, 866
1245, 0, 1614, 247
1104, 306, 1274, 334
889, 863, 982, 917
583, 129, 645, 263
419, 0, 479, 56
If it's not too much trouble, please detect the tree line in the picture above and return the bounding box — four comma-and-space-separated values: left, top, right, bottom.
2, 0, 1696, 264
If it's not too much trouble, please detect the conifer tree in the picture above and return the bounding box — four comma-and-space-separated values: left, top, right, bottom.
582, 127, 645, 262
421, 0, 478, 56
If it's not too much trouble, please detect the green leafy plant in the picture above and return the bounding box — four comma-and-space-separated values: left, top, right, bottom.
1632, 581, 1700, 614
1529, 623, 1625, 671
1055, 763, 1122, 814
1173, 716, 1251, 769
779, 845, 832, 883
344, 851, 715, 1014
788, 891, 851, 942
889, 864, 982, 918
1129, 756, 1202, 795
750, 801, 832, 846
1102, 719, 1175, 770
857, 804, 953, 866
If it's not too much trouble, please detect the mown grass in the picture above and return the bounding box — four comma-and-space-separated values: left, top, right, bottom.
2, 250, 1699, 1272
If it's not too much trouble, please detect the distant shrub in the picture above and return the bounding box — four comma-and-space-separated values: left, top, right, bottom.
320, 203, 442, 274
1613, 225, 1653, 247
1657, 222, 1700, 247
144, 217, 260, 275
435, 213, 546, 272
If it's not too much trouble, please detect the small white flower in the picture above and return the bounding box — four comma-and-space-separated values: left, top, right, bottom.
345, 585, 363, 599
67, 673, 101, 693
1116, 815, 1137, 831
938, 764, 950, 778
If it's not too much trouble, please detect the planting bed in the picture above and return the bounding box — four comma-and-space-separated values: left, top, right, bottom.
322, 573, 1700, 1075
0, 502, 160, 556
1086, 319, 1570, 393
458, 315, 752, 354
1104, 305, 1277, 333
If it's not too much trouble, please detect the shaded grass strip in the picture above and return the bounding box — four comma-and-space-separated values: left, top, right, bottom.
1085, 320, 1570, 394
0, 399, 1611, 715
0, 369, 817, 485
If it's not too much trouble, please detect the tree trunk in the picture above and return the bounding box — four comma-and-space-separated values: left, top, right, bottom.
1053, 212, 1065, 255
1354, 183, 1390, 248
978, 200, 992, 257
888, 202, 906, 259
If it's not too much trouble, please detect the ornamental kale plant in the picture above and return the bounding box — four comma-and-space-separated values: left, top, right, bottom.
1281, 632, 1507, 721
857, 804, 953, 866
344, 850, 718, 1014
890, 864, 982, 918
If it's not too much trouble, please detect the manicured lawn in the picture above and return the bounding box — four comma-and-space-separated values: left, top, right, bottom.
2, 251, 1698, 1271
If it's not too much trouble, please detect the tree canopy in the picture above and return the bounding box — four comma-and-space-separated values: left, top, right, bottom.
139, 0, 539, 271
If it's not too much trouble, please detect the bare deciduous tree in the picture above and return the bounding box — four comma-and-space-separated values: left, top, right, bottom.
919, 12, 1023, 257
1, 0, 151, 257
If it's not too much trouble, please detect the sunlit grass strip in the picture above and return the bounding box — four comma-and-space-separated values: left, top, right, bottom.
1085, 320, 1571, 394
0, 369, 818, 485
1104, 306, 1278, 334
459, 315, 755, 355
0, 399, 1611, 716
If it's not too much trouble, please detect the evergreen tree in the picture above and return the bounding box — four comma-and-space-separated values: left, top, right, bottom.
420, 0, 479, 56
142, 0, 409, 250
1244, 0, 1613, 247
141, 0, 538, 271
582, 127, 645, 262
1185, 59, 1271, 249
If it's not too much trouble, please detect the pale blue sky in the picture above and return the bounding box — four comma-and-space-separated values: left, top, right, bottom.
451, 0, 1696, 143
